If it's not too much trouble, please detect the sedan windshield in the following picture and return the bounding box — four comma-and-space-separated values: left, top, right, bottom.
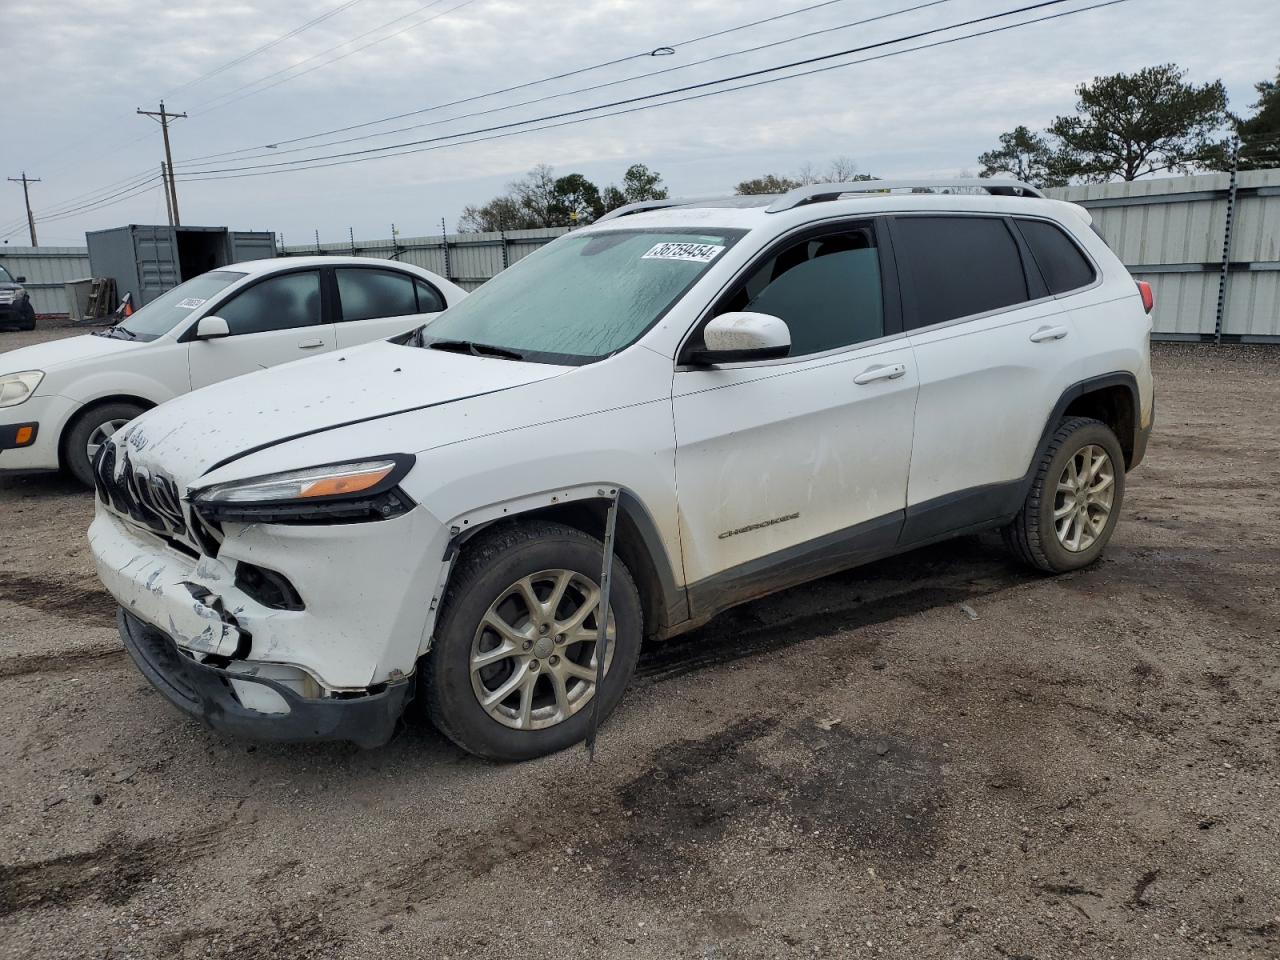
419, 227, 744, 362
118, 271, 246, 341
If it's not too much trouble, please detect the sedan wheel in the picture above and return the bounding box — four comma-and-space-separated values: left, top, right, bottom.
86, 418, 131, 464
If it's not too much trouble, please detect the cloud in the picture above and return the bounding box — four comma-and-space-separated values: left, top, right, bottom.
3, 0, 1274, 243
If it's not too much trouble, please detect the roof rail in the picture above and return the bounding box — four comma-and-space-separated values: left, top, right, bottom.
595, 195, 738, 222
765, 178, 1045, 213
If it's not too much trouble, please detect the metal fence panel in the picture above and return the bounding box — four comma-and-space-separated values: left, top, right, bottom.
0, 246, 91, 316
281, 227, 569, 291
1047, 169, 1280, 340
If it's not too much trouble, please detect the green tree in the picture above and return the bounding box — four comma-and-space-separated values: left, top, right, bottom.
549, 173, 605, 225
735, 173, 802, 195
457, 196, 539, 232
1049, 64, 1231, 181
977, 125, 1068, 187
602, 163, 669, 212
1236, 63, 1280, 169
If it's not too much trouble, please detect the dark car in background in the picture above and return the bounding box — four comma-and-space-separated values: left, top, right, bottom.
0, 263, 37, 331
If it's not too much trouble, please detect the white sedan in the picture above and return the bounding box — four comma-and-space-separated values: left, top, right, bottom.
0, 256, 465, 485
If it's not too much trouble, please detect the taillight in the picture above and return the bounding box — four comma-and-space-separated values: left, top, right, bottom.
1136, 280, 1154, 314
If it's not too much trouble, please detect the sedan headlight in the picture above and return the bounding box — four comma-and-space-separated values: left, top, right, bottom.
0, 370, 43, 407
191, 455, 416, 524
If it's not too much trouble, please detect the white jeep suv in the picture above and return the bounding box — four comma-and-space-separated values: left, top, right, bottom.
87, 180, 1154, 759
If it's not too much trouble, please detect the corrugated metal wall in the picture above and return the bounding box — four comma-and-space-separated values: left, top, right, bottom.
280, 227, 570, 290
1046, 169, 1280, 340
0, 246, 91, 316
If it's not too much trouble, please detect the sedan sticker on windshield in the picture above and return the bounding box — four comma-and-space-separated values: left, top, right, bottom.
642, 242, 725, 264
176, 297, 207, 309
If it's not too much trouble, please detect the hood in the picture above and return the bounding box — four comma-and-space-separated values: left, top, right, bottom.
0, 282, 20, 292
114, 339, 569, 483
1, 332, 141, 374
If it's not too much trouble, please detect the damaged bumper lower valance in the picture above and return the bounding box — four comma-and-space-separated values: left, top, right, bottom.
118, 609, 412, 748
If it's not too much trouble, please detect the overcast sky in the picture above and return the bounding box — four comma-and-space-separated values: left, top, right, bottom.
1, 0, 1275, 246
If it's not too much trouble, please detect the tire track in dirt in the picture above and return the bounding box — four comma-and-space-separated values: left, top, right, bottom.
0, 571, 115, 626
0, 821, 230, 917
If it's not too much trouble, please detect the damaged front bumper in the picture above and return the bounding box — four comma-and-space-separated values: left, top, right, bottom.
89, 489, 453, 746
118, 608, 412, 747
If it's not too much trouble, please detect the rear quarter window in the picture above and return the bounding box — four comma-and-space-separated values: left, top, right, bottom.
1016, 219, 1097, 294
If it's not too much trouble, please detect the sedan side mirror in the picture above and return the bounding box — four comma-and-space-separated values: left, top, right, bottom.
195, 315, 231, 339
689, 312, 790, 365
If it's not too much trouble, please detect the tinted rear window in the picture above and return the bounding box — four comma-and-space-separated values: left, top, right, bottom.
894, 216, 1029, 329
1017, 219, 1096, 294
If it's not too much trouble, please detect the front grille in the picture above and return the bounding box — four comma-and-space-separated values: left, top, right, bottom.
94, 442, 195, 548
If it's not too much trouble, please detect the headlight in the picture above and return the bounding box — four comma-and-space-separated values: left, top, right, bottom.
0, 288, 23, 303
0, 370, 43, 407
191, 455, 416, 524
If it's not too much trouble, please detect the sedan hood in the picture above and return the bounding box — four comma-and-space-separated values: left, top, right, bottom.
114, 340, 569, 483
1, 332, 141, 374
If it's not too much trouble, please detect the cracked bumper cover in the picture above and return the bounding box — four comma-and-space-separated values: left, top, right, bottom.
119, 608, 413, 748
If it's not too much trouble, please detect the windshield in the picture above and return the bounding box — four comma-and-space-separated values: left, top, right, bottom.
420, 227, 745, 362
119, 271, 246, 341
0, 264, 13, 284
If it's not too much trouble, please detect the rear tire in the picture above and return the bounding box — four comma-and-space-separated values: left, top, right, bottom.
63, 402, 145, 488
423, 520, 643, 761
1003, 416, 1125, 573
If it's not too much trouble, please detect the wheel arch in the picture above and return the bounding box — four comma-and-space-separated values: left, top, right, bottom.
58, 394, 156, 467
1035, 372, 1140, 473
446, 487, 689, 642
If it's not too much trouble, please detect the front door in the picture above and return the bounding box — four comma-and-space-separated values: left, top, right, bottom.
188, 268, 335, 390
672, 220, 918, 606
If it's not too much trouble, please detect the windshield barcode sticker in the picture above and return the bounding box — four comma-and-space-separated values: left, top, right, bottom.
176, 297, 206, 309
642, 242, 725, 263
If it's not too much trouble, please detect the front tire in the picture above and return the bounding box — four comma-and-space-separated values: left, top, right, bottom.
423, 520, 643, 761
1004, 416, 1125, 573
63, 402, 145, 488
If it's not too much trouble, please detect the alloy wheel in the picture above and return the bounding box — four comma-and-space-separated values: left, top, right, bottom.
469, 568, 615, 730
1053, 443, 1115, 552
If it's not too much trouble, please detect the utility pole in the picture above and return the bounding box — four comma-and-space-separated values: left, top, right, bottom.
160, 163, 175, 229
137, 101, 187, 225
7, 172, 40, 246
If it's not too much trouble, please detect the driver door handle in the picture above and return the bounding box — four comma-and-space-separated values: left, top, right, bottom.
1029, 325, 1069, 343
853, 363, 907, 385
297, 338, 326, 349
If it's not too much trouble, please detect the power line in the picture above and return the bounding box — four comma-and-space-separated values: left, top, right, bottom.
0, 175, 163, 241
186, 0, 469, 117
176, 0, 864, 164
176, 0, 958, 170
0, 167, 158, 235
178, 0, 1133, 183
163, 0, 368, 97
178, 0, 1097, 178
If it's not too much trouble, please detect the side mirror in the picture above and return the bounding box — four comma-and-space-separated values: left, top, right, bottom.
195, 315, 231, 339
15, 276, 26, 283
689, 312, 790, 365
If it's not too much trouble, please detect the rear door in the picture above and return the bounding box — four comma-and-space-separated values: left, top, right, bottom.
893, 214, 1078, 543
187, 267, 334, 389
333, 266, 446, 347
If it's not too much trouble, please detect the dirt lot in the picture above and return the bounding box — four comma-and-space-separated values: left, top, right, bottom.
1, 324, 1277, 959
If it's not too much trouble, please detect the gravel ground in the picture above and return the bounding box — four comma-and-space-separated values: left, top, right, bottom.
1, 324, 1278, 959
